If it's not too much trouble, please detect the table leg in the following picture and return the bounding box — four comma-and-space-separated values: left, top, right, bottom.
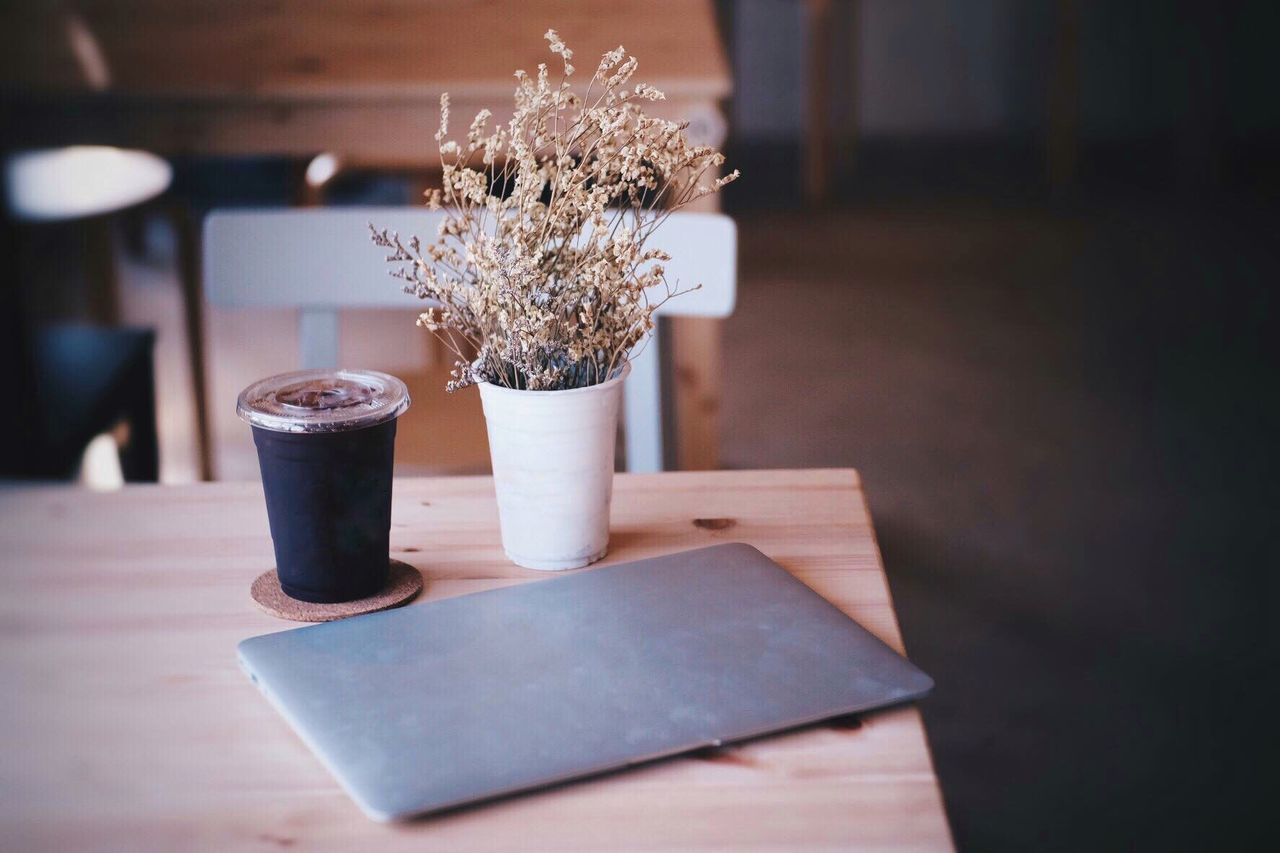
670, 316, 722, 470
804, 0, 835, 205
172, 204, 214, 481
671, 168, 725, 471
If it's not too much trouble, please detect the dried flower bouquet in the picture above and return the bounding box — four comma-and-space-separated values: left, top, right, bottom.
372, 30, 738, 392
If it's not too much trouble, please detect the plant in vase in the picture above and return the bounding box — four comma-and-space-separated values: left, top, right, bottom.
371, 30, 738, 570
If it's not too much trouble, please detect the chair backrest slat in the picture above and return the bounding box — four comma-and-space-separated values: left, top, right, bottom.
204, 208, 735, 317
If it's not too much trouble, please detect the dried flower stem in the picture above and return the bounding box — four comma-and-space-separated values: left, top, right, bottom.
372, 30, 739, 391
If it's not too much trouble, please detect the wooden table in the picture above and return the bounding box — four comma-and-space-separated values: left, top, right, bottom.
0, 470, 952, 850
1, 0, 730, 163
1, 0, 732, 474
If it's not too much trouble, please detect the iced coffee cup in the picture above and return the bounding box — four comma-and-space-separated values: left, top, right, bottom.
237, 369, 410, 603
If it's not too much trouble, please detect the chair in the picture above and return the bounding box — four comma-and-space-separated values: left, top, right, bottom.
203, 208, 736, 472
27, 326, 159, 481
3, 146, 169, 483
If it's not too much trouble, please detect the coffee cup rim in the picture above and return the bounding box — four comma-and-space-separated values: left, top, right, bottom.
237, 368, 411, 434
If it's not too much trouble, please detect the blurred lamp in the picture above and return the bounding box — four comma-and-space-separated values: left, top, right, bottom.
305, 152, 342, 188
4, 146, 172, 223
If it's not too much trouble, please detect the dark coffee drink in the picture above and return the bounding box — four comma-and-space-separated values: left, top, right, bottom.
237, 370, 410, 603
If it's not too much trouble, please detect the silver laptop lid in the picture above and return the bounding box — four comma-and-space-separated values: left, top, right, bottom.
238, 542, 933, 821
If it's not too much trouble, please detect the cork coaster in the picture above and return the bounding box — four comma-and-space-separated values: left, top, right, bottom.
250, 559, 424, 622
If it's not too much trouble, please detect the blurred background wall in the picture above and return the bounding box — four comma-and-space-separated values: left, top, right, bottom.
727, 0, 1277, 202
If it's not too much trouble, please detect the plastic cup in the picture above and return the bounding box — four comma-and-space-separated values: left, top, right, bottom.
237, 369, 410, 603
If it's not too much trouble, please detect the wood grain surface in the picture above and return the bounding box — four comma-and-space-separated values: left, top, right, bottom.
0, 0, 731, 160
1, 0, 730, 98
0, 469, 952, 850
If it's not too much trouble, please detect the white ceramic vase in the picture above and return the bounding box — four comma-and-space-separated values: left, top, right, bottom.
477, 365, 629, 571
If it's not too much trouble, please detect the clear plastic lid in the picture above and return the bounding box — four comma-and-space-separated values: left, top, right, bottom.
236, 369, 410, 434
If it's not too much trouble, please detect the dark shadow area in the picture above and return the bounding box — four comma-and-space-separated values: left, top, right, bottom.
720, 199, 1275, 849
716, 1, 1278, 843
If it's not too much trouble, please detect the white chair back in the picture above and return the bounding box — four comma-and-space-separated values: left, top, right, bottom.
203, 208, 736, 472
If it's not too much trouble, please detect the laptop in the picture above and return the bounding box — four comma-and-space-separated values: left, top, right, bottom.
237, 542, 933, 821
